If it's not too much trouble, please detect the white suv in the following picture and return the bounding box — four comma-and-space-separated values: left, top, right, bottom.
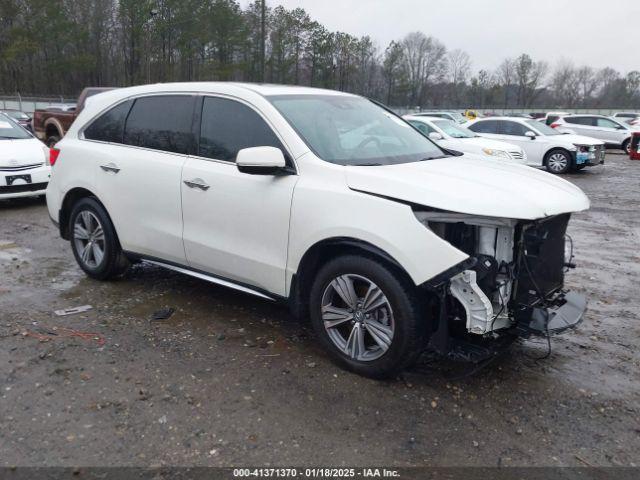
46, 83, 590, 378
553, 114, 640, 154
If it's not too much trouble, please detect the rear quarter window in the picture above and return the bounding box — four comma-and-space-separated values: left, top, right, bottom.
84, 100, 132, 143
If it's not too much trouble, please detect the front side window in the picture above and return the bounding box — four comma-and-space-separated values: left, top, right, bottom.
84, 100, 132, 143
526, 120, 560, 136
468, 120, 498, 134
123, 95, 196, 154
597, 117, 624, 129
432, 119, 475, 138
199, 97, 284, 162
269, 95, 446, 166
498, 121, 529, 136
0, 114, 31, 140
408, 120, 436, 136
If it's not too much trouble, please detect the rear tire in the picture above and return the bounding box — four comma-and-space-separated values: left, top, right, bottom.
622, 139, 631, 155
69, 197, 129, 280
309, 255, 426, 378
545, 149, 571, 174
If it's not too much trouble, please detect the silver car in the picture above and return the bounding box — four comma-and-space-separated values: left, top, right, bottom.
554, 114, 640, 154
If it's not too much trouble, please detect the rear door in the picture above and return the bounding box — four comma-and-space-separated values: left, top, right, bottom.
181, 96, 298, 296
87, 94, 196, 264
562, 116, 596, 137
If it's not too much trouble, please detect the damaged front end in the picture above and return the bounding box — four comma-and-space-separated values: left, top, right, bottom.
415, 209, 586, 361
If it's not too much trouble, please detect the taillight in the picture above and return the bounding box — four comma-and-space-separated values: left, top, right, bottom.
550, 123, 560, 129
49, 148, 61, 166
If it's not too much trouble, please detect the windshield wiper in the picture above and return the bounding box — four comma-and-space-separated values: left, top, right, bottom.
0, 135, 21, 139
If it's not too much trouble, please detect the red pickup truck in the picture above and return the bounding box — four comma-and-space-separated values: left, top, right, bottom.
33, 87, 114, 146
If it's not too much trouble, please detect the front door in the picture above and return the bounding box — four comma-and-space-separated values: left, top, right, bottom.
181, 96, 298, 297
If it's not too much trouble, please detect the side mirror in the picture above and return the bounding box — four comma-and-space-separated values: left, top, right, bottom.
236, 146, 287, 175
525, 131, 537, 139
428, 132, 443, 141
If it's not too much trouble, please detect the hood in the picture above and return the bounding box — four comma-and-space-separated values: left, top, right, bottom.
0, 138, 46, 167
556, 133, 605, 146
346, 156, 590, 220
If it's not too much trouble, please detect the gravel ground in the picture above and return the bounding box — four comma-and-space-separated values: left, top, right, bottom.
1, 153, 639, 468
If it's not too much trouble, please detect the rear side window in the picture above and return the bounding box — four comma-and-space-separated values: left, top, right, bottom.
84, 100, 132, 143
123, 95, 196, 154
199, 97, 284, 162
468, 120, 498, 134
564, 116, 592, 126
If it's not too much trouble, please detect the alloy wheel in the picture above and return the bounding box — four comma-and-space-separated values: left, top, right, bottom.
73, 211, 106, 269
321, 274, 395, 362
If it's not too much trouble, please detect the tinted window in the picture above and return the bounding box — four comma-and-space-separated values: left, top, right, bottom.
199, 97, 284, 162
124, 96, 195, 154
84, 100, 132, 143
468, 120, 498, 134
498, 121, 529, 136
564, 116, 592, 126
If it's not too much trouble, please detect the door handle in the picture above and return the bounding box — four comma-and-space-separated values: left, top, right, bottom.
100, 163, 121, 174
183, 178, 210, 191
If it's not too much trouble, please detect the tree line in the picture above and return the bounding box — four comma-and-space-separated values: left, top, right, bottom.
1, 0, 639, 109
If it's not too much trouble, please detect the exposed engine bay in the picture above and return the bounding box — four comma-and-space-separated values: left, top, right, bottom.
414, 210, 586, 352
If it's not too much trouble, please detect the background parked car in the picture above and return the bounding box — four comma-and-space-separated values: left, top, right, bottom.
404, 115, 528, 164
411, 111, 467, 124
32, 87, 114, 146
539, 111, 570, 126
1, 109, 32, 131
0, 113, 51, 199
612, 112, 640, 124
553, 114, 640, 154
466, 116, 605, 174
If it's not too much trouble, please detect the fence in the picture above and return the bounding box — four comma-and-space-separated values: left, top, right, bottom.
1, 92, 636, 118
0, 94, 76, 114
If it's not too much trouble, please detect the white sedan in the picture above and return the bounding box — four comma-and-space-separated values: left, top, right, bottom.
0, 113, 51, 199
466, 116, 605, 174
404, 115, 528, 164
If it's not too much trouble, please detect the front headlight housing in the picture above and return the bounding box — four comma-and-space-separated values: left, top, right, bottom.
482, 148, 511, 159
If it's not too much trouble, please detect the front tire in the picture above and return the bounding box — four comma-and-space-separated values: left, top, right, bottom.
69, 197, 129, 280
545, 149, 572, 174
622, 139, 631, 155
309, 255, 425, 378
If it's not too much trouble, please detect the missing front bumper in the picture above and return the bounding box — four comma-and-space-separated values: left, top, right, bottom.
516, 291, 586, 337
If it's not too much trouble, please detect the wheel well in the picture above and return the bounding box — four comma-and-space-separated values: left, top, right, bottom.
59, 187, 100, 239
288, 238, 413, 320
45, 124, 61, 138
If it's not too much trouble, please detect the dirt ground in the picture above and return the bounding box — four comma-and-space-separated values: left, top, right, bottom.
1, 153, 639, 468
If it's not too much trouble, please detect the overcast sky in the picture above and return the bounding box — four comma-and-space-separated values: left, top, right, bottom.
239, 0, 640, 74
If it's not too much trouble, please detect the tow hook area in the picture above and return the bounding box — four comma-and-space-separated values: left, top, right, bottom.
516, 291, 587, 337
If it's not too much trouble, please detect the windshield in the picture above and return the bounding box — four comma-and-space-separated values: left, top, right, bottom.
526, 119, 560, 136
3, 110, 29, 120
0, 114, 31, 139
268, 95, 446, 166
432, 119, 476, 138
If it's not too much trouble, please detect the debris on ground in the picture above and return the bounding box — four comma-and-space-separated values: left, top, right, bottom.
150, 307, 175, 321
54, 305, 93, 316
